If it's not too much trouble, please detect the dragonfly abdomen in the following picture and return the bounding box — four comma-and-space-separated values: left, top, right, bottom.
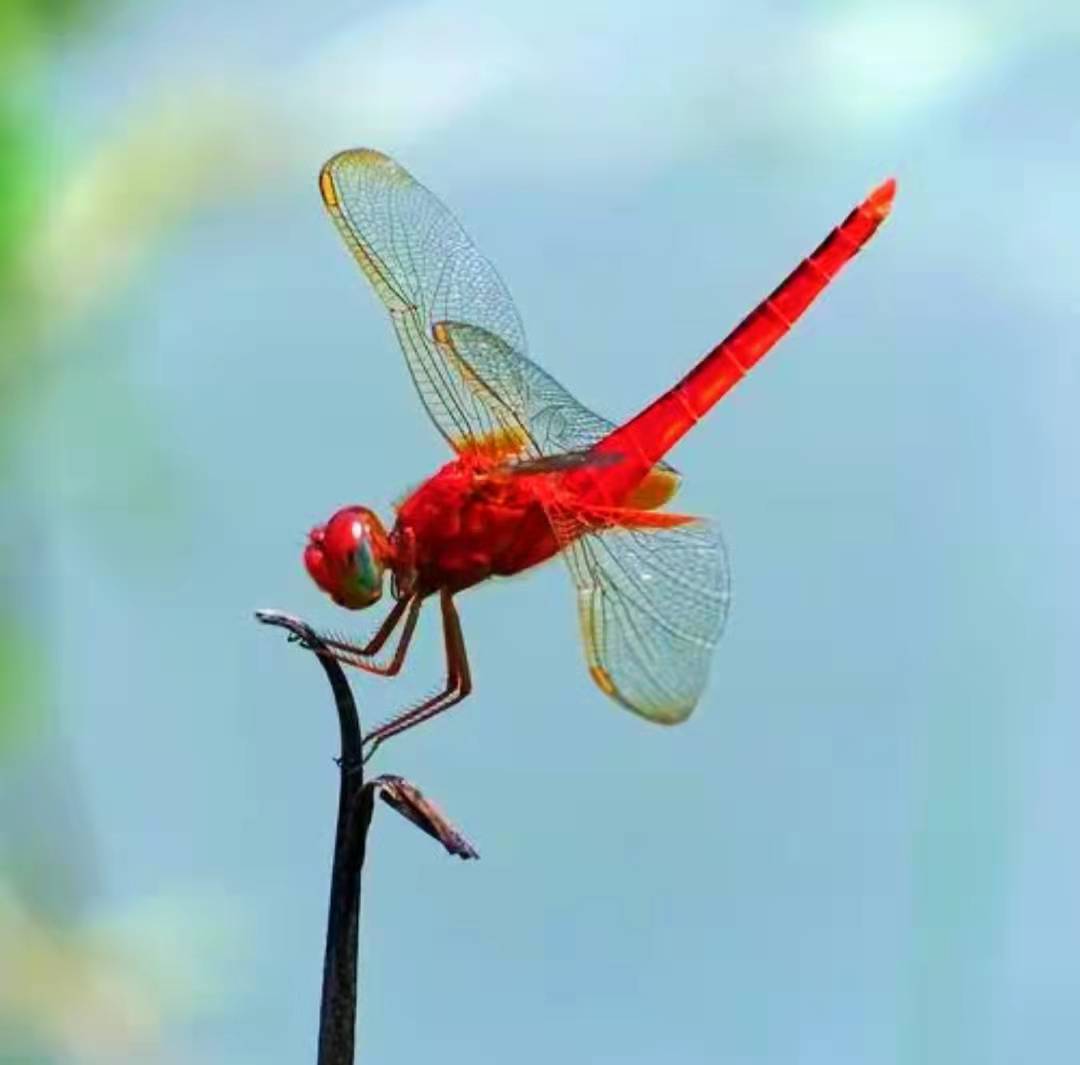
585, 178, 896, 501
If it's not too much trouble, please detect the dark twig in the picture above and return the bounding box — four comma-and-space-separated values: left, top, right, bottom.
257, 609, 367, 1064
255, 608, 477, 1065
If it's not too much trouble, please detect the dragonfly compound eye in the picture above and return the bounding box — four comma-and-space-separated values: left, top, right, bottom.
305, 506, 388, 609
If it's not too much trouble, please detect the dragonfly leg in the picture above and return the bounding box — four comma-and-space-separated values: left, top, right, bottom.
362, 589, 471, 762
311, 595, 422, 677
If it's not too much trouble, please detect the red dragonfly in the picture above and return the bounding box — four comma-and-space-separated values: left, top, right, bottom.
300, 149, 894, 755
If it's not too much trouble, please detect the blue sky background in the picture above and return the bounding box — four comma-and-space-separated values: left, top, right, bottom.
5, 1, 1079, 1062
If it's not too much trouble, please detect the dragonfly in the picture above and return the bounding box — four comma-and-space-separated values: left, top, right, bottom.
299, 148, 895, 756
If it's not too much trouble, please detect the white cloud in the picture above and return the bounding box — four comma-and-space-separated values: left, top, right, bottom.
286, 0, 530, 159
813, 5, 995, 127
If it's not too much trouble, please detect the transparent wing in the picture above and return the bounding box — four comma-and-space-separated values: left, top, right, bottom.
322, 151, 678, 480
436, 321, 680, 501
320, 148, 532, 454
559, 514, 731, 723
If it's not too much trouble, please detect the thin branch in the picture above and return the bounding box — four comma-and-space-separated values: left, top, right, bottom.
257, 609, 367, 1065
256, 608, 478, 1065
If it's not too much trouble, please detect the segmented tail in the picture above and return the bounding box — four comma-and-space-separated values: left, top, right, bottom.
588, 178, 896, 498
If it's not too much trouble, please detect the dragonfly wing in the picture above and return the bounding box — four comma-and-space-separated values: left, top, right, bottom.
320, 149, 528, 454
436, 321, 680, 501
559, 515, 731, 723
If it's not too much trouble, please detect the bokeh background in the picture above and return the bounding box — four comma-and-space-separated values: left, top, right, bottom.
2, 1, 1077, 1062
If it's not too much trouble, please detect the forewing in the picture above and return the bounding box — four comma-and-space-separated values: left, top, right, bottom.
560, 516, 731, 723
319, 149, 528, 453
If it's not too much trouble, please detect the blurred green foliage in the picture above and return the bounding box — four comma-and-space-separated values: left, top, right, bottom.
1, 0, 249, 752
0, 112, 38, 299
0, 4, 170, 1057
2, 2, 229, 1049
0, 141, 38, 749
1, 0, 118, 391
0, 619, 40, 753
1, 0, 117, 752
0, 113, 40, 402
0, 0, 98, 58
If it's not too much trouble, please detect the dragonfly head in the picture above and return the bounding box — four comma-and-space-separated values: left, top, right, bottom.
304, 506, 392, 609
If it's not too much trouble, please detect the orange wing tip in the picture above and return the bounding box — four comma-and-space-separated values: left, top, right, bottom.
588, 660, 693, 724
589, 664, 617, 697
320, 148, 407, 206
864, 177, 897, 221
318, 165, 339, 207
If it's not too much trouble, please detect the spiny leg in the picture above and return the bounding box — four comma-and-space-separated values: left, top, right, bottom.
311, 595, 423, 677
362, 589, 472, 762
309, 594, 409, 658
